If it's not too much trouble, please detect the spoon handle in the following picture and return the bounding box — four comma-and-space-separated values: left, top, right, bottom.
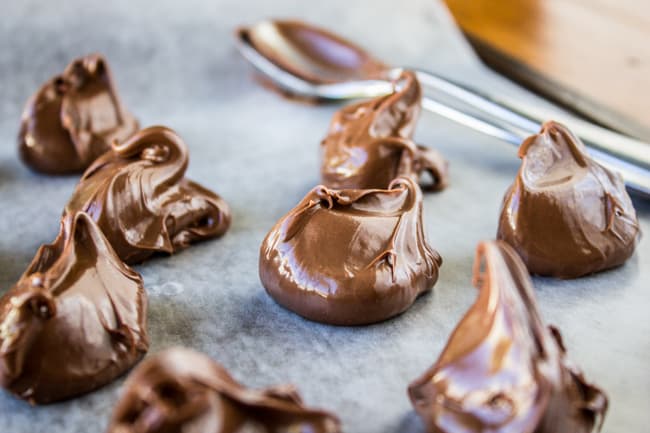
413, 69, 650, 198
420, 97, 524, 145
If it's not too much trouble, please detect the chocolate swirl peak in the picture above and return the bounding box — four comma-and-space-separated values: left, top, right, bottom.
19, 54, 138, 174
107, 347, 341, 433
64, 125, 231, 264
497, 121, 640, 278
260, 176, 441, 325
408, 240, 608, 433
0, 212, 148, 404
321, 71, 448, 191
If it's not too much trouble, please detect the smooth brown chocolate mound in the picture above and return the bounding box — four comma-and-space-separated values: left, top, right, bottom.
64, 125, 231, 265
0, 212, 148, 404
497, 121, 640, 278
408, 240, 608, 433
320, 71, 448, 191
259, 176, 441, 326
107, 347, 341, 433
19, 54, 138, 174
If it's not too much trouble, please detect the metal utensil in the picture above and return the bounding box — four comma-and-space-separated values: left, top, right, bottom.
235, 20, 650, 197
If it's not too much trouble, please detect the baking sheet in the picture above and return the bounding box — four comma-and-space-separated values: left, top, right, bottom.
0, 1, 648, 432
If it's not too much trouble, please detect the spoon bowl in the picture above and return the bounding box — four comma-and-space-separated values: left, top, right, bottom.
236, 21, 397, 100
237, 20, 388, 85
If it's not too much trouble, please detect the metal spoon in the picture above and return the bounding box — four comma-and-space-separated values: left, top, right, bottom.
235, 20, 650, 197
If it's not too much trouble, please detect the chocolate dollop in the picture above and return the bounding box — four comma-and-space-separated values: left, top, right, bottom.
408, 240, 608, 433
19, 54, 138, 174
497, 121, 640, 278
64, 125, 231, 264
260, 176, 441, 325
321, 71, 448, 191
107, 347, 341, 433
0, 212, 148, 404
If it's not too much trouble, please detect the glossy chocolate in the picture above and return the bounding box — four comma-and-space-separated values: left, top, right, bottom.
409, 241, 608, 433
239, 20, 387, 85
0, 212, 148, 404
321, 71, 448, 191
107, 347, 341, 433
260, 176, 441, 325
19, 54, 138, 174
497, 121, 640, 278
64, 125, 231, 264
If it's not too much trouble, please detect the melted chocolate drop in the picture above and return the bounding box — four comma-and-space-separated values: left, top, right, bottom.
19, 54, 138, 174
0, 212, 148, 404
64, 125, 231, 264
497, 121, 640, 278
409, 240, 608, 433
260, 176, 441, 325
321, 71, 448, 191
107, 347, 341, 433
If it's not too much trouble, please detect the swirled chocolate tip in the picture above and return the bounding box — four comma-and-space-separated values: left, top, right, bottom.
259, 176, 441, 326
107, 347, 341, 433
0, 212, 148, 404
64, 125, 231, 264
321, 71, 448, 191
408, 240, 608, 433
497, 120, 640, 278
19, 54, 138, 174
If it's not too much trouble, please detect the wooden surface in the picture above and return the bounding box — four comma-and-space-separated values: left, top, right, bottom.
444, 0, 650, 138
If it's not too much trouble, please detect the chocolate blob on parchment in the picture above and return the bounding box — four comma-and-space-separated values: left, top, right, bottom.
64, 125, 231, 265
260, 176, 441, 326
321, 71, 448, 191
408, 241, 608, 433
19, 54, 138, 174
0, 212, 148, 404
107, 347, 341, 433
497, 121, 640, 278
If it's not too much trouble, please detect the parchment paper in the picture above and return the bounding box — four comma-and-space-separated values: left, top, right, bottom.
0, 1, 648, 432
